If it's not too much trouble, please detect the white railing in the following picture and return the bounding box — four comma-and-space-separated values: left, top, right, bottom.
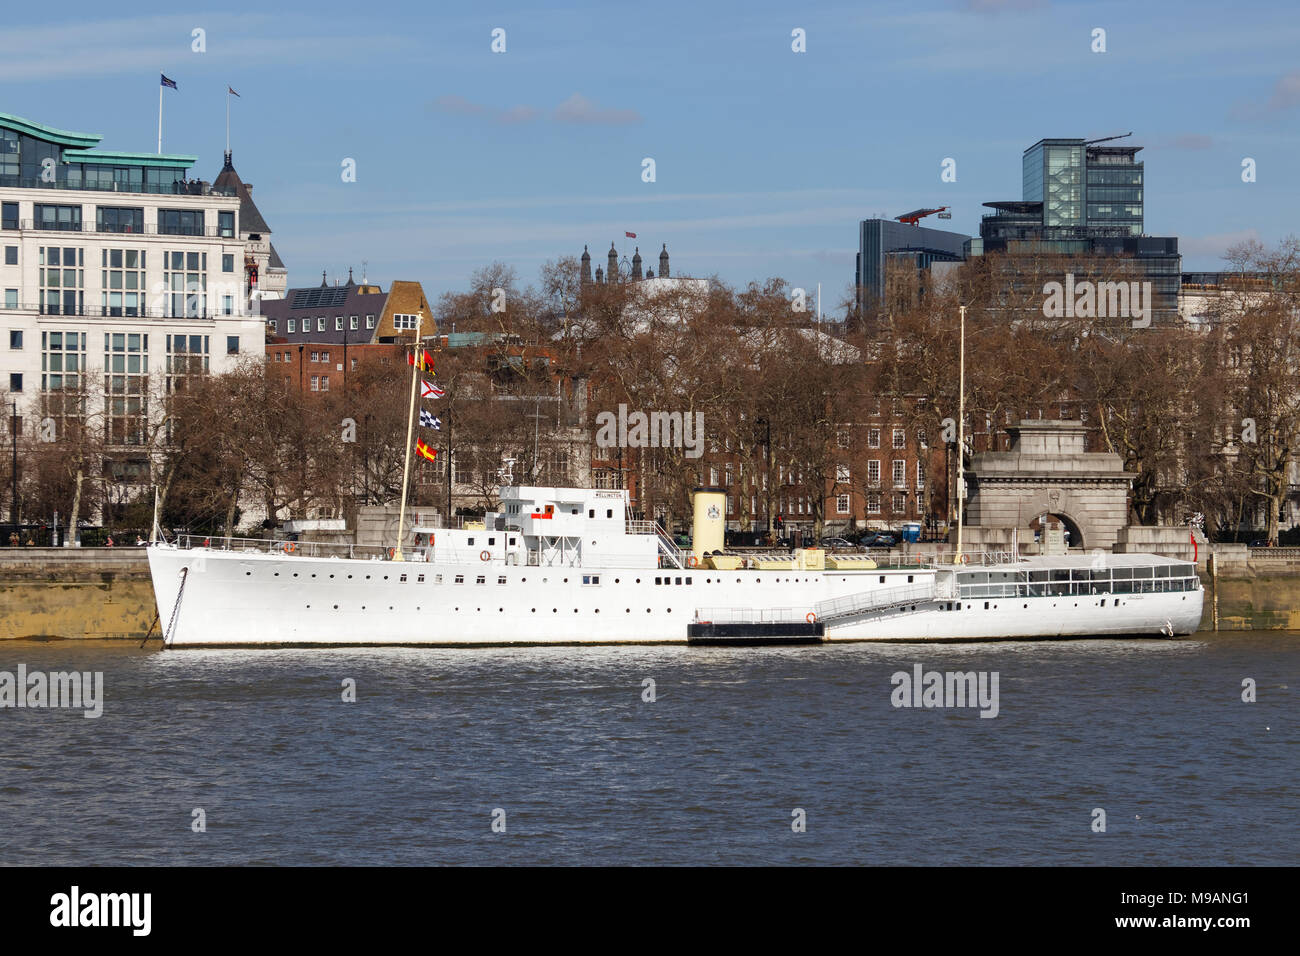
173, 534, 394, 560
693, 607, 807, 624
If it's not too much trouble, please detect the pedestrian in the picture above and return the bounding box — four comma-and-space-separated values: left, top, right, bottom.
106, 536, 114, 548
7, 531, 16, 548
136, 536, 146, 546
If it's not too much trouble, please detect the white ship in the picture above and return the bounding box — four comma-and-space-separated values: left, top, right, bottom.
147, 484, 1204, 647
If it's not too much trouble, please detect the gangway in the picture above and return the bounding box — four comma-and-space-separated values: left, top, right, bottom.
814, 581, 936, 624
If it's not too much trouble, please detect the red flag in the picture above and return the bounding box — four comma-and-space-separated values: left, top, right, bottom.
625, 231, 637, 238
416, 439, 438, 462
407, 349, 434, 371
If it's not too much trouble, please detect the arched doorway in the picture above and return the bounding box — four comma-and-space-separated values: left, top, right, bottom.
1029, 512, 1084, 550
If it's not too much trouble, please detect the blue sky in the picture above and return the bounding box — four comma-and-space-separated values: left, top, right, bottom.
4, 0, 1298, 306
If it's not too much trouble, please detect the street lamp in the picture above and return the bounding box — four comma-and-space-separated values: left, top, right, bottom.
9, 400, 17, 545
954, 304, 966, 565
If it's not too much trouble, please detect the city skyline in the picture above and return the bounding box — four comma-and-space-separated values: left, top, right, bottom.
2, 0, 1298, 301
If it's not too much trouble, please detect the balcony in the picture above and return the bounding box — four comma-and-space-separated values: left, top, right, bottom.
0, 176, 236, 199
10, 219, 233, 238
0, 300, 252, 322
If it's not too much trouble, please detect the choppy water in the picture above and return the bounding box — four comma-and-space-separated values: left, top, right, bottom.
0, 632, 1295, 865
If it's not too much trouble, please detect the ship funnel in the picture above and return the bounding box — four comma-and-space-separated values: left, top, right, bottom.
691, 487, 726, 560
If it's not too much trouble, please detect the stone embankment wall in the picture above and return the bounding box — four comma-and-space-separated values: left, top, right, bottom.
0, 549, 157, 641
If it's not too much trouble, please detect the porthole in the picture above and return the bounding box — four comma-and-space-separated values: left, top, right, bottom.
274, 572, 279, 577
646, 608, 651, 613
347, 574, 353, 579
595, 609, 600, 614
245, 571, 251, 576
553, 608, 557, 613
333, 604, 338, 609
293, 573, 298, 578
531, 608, 535, 613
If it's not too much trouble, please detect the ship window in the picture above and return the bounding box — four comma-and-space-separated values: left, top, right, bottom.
454, 575, 464, 584
675, 577, 682, 585
417, 574, 425, 583
984, 602, 989, 609
655, 577, 661, 585
686, 577, 692, 584
488, 537, 495, 546
476, 575, 485, 584
589, 509, 595, 518
498, 575, 506, 584
606, 509, 613, 518
571, 508, 579, 514
879, 576, 886, 583
400, 574, 407, 582
509, 537, 516, 545
908, 575, 914, 583
582, 575, 600, 585
435, 575, 443, 583
467, 537, 475, 546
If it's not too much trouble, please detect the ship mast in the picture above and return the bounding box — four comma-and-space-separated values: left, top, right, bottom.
393, 311, 423, 561
954, 304, 966, 565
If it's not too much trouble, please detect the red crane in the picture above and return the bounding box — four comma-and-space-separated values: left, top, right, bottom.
895, 206, 950, 226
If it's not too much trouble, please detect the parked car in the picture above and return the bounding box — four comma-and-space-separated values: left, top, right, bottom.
818, 537, 855, 550
859, 531, 897, 548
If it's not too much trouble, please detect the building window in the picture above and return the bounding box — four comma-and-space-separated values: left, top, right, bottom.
310, 351, 319, 363
918, 428, 928, 449
226, 335, 239, 355
836, 464, 850, 483
34, 204, 82, 231
8, 330, 20, 350
218, 211, 235, 238
893, 493, 907, 513
41, 330, 86, 391
350, 315, 359, 330
159, 209, 204, 236
39, 246, 84, 316
868, 428, 880, 448
274, 352, 281, 362
837, 494, 850, 515
1, 203, 17, 231
222, 254, 235, 273
320, 351, 329, 363
310, 375, 319, 391
350, 357, 357, 371
222, 295, 234, 315
164, 250, 206, 317
867, 460, 880, 485
104, 332, 148, 445
365, 314, 375, 329
287, 318, 296, 333
3, 290, 14, 309
165, 334, 208, 391
917, 462, 925, 490
335, 316, 343, 331
320, 375, 329, 392
893, 428, 905, 449
100, 248, 146, 317
268, 319, 278, 334
95, 207, 144, 234
8, 373, 20, 392
316, 317, 325, 332
3, 246, 15, 265
892, 460, 906, 486
393, 313, 419, 330
867, 493, 881, 514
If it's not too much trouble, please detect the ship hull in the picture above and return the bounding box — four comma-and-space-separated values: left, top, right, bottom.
148, 546, 1204, 647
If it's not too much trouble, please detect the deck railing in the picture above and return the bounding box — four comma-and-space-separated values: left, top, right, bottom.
171, 534, 395, 561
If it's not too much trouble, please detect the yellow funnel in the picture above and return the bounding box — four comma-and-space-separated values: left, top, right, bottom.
691, 487, 726, 561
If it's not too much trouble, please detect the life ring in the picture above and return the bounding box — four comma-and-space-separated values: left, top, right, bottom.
282, 542, 297, 554
480, 550, 491, 562
687, 555, 699, 568
806, 612, 817, 624
388, 548, 396, 559
960, 553, 969, 564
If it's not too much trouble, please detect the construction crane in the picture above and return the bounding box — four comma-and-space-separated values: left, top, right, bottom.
1084, 131, 1133, 146
895, 206, 950, 226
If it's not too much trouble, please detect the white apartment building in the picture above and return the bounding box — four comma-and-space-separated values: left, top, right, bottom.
1, 110, 285, 526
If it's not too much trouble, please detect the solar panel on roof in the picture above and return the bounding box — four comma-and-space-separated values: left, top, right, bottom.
290, 288, 349, 309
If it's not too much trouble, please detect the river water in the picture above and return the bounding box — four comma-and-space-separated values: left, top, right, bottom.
0, 632, 1294, 865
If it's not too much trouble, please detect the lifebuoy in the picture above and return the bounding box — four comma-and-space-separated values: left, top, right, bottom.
806, 611, 817, 624
282, 542, 297, 554
687, 555, 699, 568
388, 548, 396, 559
960, 553, 969, 564
480, 550, 491, 562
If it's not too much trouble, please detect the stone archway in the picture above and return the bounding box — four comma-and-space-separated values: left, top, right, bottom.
963, 420, 1130, 552
1029, 512, 1085, 550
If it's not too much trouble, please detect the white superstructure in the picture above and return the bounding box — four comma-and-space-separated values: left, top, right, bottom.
148, 484, 1204, 647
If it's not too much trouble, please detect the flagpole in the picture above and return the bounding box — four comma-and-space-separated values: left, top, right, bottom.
225, 88, 229, 153
394, 312, 423, 562
157, 81, 163, 154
